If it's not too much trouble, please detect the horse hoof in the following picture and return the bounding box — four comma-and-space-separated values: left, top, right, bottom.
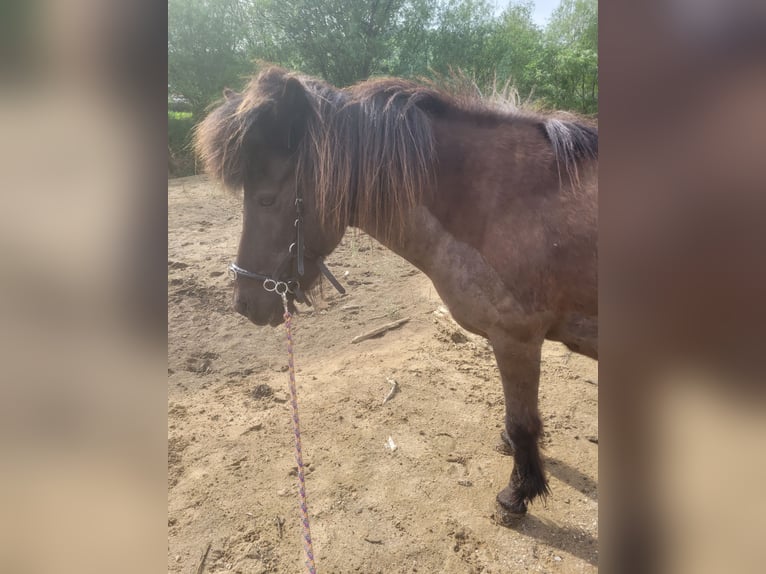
494, 430, 514, 456
496, 486, 527, 521
494, 501, 527, 527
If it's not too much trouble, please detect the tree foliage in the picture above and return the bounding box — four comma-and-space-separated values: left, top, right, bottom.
168, 0, 255, 118
541, 0, 598, 113
261, 0, 409, 86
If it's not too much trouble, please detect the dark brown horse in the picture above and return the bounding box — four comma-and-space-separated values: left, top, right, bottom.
195, 67, 597, 522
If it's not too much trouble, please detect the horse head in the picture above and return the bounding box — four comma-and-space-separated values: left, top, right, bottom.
195, 68, 345, 325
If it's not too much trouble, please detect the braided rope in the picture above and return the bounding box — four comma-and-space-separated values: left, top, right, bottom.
282, 297, 317, 574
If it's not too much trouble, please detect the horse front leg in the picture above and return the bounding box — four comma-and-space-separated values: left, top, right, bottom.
491, 334, 550, 523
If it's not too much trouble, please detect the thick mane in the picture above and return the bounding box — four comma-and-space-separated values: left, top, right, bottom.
305, 77, 439, 239
195, 68, 598, 237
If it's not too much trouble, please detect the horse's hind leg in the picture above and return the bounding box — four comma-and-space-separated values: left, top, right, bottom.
491, 334, 550, 523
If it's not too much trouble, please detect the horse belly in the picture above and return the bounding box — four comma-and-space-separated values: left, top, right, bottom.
546, 312, 598, 359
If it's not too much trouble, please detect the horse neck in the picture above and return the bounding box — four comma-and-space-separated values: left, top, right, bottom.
351, 202, 450, 278
349, 111, 595, 270
351, 123, 593, 274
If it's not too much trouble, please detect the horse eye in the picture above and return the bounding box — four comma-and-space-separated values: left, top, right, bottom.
258, 195, 276, 207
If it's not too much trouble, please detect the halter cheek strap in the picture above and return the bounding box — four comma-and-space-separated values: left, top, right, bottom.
295, 197, 305, 276
316, 258, 345, 294
227, 192, 345, 301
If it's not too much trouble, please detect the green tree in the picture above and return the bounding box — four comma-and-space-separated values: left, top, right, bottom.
168, 0, 253, 118
428, 0, 499, 87
490, 2, 545, 102
383, 0, 439, 77
263, 0, 407, 87
540, 0, 598, 113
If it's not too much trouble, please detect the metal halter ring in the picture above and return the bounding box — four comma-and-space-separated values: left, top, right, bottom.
263, 279, 291, 295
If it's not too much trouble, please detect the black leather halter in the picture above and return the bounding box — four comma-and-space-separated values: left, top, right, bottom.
227, 192, 345, 303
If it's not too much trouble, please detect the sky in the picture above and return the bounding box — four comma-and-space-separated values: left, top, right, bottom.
492, 0, 561, 28
530, 0, 560, 28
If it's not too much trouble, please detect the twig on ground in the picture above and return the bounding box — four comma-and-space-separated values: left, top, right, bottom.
364, 538, 384, 545
351, 318, 410, 344
382, 378, 399, 404
195, 542, 212, 574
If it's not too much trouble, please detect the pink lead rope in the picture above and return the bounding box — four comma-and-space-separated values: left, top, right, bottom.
281, 295, 317, 574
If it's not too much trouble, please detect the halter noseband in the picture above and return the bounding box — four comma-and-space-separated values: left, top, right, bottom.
227, 194, 346, 302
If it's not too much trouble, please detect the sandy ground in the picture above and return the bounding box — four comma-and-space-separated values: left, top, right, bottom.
168, 175, 598, 573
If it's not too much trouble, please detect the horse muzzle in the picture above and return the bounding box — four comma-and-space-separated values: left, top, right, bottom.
233, 289, 287, 327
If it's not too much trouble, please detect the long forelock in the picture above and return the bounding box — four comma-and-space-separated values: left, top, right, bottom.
193, 94, 250, 192
193, 68, 310, 192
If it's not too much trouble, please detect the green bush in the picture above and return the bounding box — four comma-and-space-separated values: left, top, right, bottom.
168, 113, 197, 177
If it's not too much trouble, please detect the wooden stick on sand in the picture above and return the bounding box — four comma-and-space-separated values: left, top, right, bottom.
351, 317, 410, 344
